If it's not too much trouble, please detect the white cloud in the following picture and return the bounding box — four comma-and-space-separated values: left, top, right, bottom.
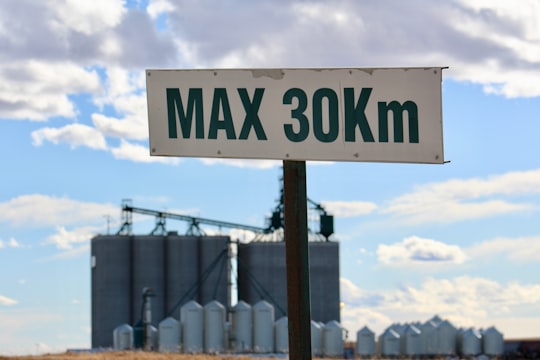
51, 0, 125, 35
321, 201, 377, 218
383, 169, 540, 224
0, 61, 101, 121
340, 276, 540, 337
467, 235, 540, 263
147, 0, 175, 20
32, 123, 108, 150
42, 225, 99, 250
1, 0, 540, 170
165, 1, 540, 98
200, 158, 280, 169
0, 195, 118, 228
110, 139, 180, 164
92, 112, 148, 140
377, 236, 467, 265
0, 238, 21, 249
0, 295, 17, 306
38, 244, 90, 262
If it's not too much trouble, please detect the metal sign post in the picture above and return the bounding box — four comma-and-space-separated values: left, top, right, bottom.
283, 160, 312, 360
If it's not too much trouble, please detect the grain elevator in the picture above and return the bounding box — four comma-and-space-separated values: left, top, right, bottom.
91, 197, 339, 348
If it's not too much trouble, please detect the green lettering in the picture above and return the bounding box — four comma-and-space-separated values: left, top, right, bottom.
344, 88, 375, 142
208, 88, 236, 140
283, 88, 309, 142
312, 88, 339, 143
378, 100, 419, 143
238, 88, 267, 140
166, 88, 204, 139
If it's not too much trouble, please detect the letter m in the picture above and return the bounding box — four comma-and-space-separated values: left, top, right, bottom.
166, 88, 204, 139
378, 101, 419, 143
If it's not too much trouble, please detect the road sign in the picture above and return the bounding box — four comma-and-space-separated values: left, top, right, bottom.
146, 68, 444, 163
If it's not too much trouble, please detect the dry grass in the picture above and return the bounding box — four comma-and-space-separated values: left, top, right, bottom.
0, 352, 297, 360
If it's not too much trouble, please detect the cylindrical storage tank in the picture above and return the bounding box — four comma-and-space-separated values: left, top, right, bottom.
322, 320, 344, 357
165, 235, 199, 315
460, 328, 481, 356
231, 301, 252, 352
113, 324, 133, 350
199, 236, 230, 305
132, 236, 166, 325
92, 236, 132, 348
252, 300, 274, 353
482, 326, 503, 356
204, 300, 226, 353
401, 324, 422, 357
181, 300, 203, 353
274, 316, 288, 353
437, 320, 457, 355
311, 321, 323, 357
420, 320, 438, 356
158, 317, 180, 353
379, 328, 400, 358
356, 326, 375, 357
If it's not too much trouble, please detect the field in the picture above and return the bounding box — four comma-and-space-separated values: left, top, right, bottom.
0, 352, 303, 360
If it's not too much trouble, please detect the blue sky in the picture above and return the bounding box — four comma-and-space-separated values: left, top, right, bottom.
1, 0, 540, 355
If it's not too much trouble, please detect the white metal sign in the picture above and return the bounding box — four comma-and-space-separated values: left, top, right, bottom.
146, 68, 444, 163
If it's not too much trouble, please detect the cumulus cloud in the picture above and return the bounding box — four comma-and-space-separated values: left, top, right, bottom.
165, 1, 540, 97
340, 275, 540, 335
321, 201, 377, 218
0, 295, 17, 306
0, 238, 21, 249
147, 0, 175, 20
32, 123, 108, 150
0, 61, 101, 121
0, 195, 118, 228
200, 158, 280, 169
2, 0, 540, 167
377, 236, 467, 265
467, 235, 540, 263
42, 225, 99, 250
51, 0, 125, 35
110, 139, 180, 164
383, 169, 540, 224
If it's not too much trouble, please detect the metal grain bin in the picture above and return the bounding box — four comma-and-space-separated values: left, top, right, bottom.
204, 300, 226, 353
420, 320, 438, 356
253, 300, 275, 353
181, 300, 203, 353
231, 300, 252, 352
401, 324, 422, 357
437, 319, 457, 355
379, 328, 400, 358
158, 317, 180, 353
274, 316, 289, 353
113, 324, 133, 350
322, 320, 344, 357
460, 328, 482, 356
483, 326, 504, 356
356, 325, 375, 357
311, 320, 323, 356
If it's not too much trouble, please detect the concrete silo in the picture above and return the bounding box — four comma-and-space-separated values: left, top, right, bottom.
91, 234, 229, 348
237, 240, 340, 323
